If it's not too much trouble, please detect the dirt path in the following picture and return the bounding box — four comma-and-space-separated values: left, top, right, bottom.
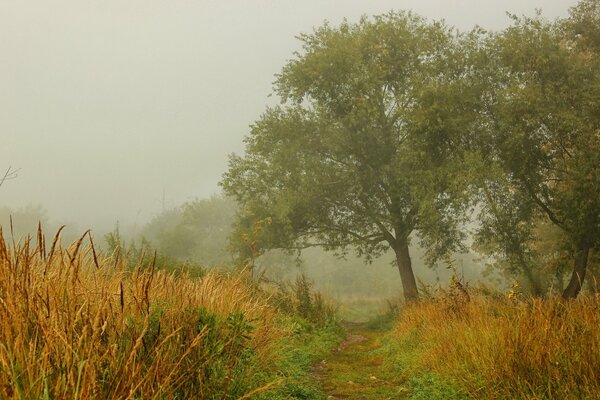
313, 322, 408, 399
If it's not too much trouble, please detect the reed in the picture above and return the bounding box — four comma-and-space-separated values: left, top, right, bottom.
0, 227, 282, 399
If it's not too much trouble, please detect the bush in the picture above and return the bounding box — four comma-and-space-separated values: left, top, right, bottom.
269, 274, 338, 326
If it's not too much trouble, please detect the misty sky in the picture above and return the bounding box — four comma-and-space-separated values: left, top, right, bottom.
1, 0, 579, 233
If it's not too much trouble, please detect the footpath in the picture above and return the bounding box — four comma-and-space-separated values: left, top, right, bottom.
312, 322, 408, 399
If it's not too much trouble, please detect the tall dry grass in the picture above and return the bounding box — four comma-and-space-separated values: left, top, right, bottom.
392, 287, 600, 399
0, 227, 282, 399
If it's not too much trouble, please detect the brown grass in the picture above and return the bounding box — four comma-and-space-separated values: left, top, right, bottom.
0, 227, 282, 399
392, 289, 600, 399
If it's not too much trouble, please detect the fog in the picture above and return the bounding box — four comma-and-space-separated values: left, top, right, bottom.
1, 0, 578, 234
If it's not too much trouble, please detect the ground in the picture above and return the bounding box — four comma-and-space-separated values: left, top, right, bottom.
313, 322, 408, 399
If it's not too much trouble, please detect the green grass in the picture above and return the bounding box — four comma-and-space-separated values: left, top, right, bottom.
312, 319, 409, 400
336, 297, 396, 323
377, 319, 467, 400
254, 317, 344, 400
313, 312, 465, 400
407, 374, 467, 400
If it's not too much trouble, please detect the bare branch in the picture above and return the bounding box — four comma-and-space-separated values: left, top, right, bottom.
0, 166, 20, 189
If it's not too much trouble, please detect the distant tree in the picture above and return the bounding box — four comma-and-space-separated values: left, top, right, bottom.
478, 5, 600, 299
222, 13, 483, 302
141, 195, 237, 266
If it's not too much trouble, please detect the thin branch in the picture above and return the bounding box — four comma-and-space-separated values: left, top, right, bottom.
0, 166, 20, 189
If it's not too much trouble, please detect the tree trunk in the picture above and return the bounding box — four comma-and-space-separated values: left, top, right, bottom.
393, 240, 419, 303
562, 242, 590, 299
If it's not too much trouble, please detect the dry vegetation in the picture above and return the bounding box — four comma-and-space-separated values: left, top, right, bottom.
0, 227, 284, 399
391, 284, 600, 399
3, 224, 598, 400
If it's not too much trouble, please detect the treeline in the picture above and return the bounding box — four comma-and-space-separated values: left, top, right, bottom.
221, 0, 600, 301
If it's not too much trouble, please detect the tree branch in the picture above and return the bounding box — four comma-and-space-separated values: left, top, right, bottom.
521, 179, 565, 228
0, 166, 20, 189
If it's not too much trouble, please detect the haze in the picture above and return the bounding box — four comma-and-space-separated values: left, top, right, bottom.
1, 0, 578, 233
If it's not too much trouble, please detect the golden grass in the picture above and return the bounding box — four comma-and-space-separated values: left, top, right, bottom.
392, 291, 600, 399
0, 228, 282, 399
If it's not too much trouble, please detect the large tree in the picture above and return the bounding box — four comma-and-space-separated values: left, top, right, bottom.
480, 3, 600, 299
222, 12, 482, 302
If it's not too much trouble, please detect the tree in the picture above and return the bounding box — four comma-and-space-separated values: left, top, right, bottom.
141, 195, 237, 266
222, 12, 482, 302
480, 5, 600, 299
474, 172, 546, 296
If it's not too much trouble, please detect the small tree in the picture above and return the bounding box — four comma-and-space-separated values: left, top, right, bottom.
222, 12, 482, 302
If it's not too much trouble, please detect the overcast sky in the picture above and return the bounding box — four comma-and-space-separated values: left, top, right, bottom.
0, 0, 580, 233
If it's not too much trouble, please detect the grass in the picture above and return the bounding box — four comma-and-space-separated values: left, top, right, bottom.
334, 296, 399, 323
5, 225, 597, 399
385, 286, 600, 399
254, 318, 343, 400
318, 324, 409, 399
0, 227, 341, 399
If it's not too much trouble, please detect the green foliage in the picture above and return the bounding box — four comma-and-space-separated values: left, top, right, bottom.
248, 273, 343, 399
365, 308, 398, 332
270, 274, 338, 326
104, 224, 205, 276
141, 195, 237, 266
408, 374, 467, 400
473, 4, 600, 297
222, 12, 483, 301
254, 320, 343, 400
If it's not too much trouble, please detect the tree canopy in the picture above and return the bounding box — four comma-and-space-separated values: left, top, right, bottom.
476, 3, 600, 298
222, 3, 599, 300
222, 12, 483, 302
